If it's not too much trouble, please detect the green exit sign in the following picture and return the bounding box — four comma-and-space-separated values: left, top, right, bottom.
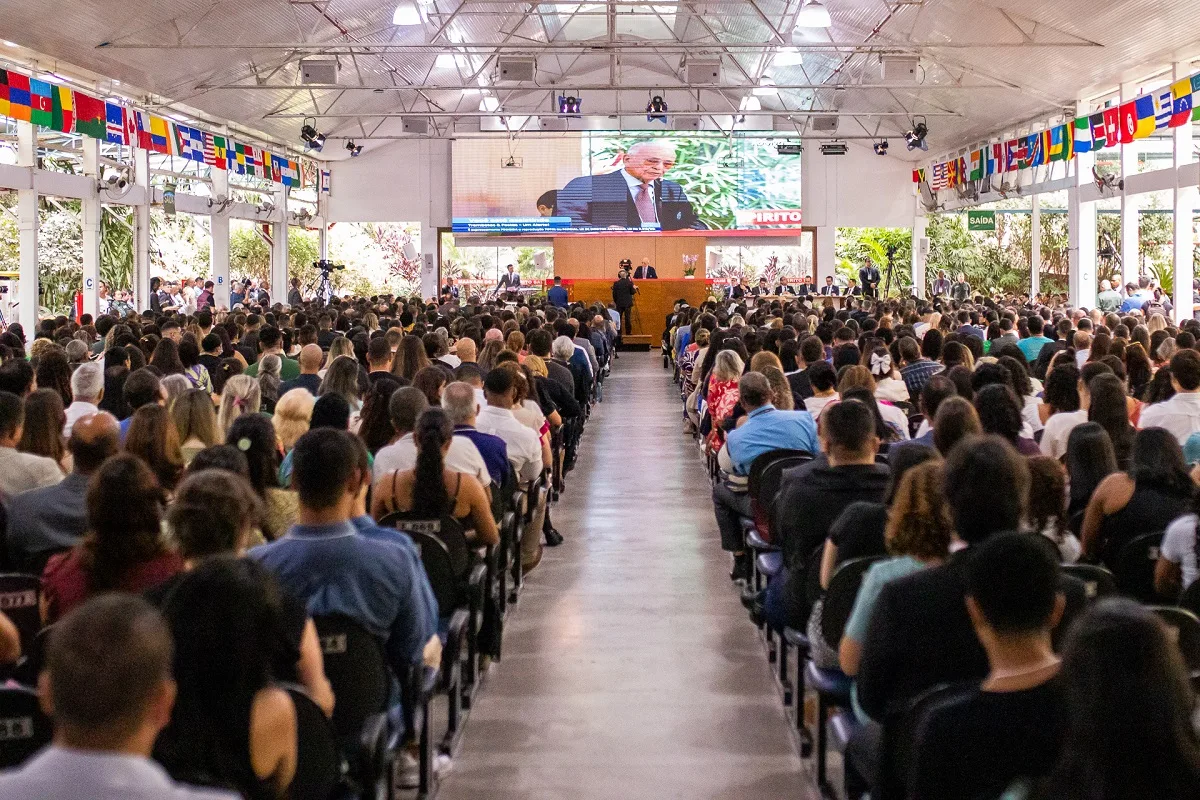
967, 210, 996, 231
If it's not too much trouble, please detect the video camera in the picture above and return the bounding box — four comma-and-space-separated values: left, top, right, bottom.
314, 259, 345, 273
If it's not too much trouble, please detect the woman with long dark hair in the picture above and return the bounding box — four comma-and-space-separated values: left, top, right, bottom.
390, 334, 430, 381
1029, 599, 1200, 800
125, 403, 185, 492
1081, 427, 1196, 568
35, 347, 73, 407
358, 376, 401, 455
371, 407, 498, 546
42, 454, 183, 622
1087, 372, 1135, 469
227, 414, 295, 541
18, 388, 68, 471
155, 557, 298, 800
1064, 422, 1118, 519
150, 337, 186, 376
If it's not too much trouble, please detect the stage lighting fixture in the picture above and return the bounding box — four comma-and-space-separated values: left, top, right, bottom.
392, 1, 421, 25
345, 140, 363, 157
773, 47, 804, 67
646, 94, 668, 122
753, 76, 779, 96
873, 139, 889, 156
904, 117, 928, 151
300, 119, 325, 153
558, 94, 582, 116
795, 0, 832, 28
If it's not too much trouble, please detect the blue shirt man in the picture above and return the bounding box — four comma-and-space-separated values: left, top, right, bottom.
1017, 335, 1053, 363
725, 403, 819, 475
455, 424, 510, 486
1120, 288, 1154, 313
547, 280, 569, 309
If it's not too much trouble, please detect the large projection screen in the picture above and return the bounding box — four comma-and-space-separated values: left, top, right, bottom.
452, 133, 802, 236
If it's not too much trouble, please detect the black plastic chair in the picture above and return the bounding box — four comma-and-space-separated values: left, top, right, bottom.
1151, 606, 1200, 685
281, 684, 344, 800
1060, 563, 1118, 603
1113, 531, 1166, 602
10, 625, 52, 688
747, 449, 813, 540
880, 683, 974, 800
0, 685, 52, 769
312, 614, 390, 748
0, 574, 42, 656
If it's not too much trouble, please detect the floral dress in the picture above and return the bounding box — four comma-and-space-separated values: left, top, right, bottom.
705, 377, 740, 450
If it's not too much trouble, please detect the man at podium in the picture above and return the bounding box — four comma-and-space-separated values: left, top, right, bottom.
633, 257, 658, 279
496, 263, 521, 300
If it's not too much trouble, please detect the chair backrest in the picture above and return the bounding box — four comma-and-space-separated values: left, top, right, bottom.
0, 685, 53, 769
750, 452, 813, 540
1060, 563, 1118, 603
881, 682, 973, 800
820, 555, 888, 650
282, 685, 342, 800
312, 614, 390, 742
1114, 531, 1165, 602
0, 574, 42, 654
378, 513, 471, 613
1150, 606, 1200, 679
1179, 579, 1200, 617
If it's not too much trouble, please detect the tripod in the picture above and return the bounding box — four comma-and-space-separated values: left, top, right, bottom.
314, 269, 334, 304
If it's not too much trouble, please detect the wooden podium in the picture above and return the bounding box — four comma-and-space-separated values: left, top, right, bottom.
563, 278, 712, 344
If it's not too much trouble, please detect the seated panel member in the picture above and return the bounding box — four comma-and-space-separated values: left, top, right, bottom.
752, 277, 771, 297
775, 276, 797, 295
819, 276, 840, 295
846, 278, 862, 297
555, 140, 706, 231
632, 258, 658, 280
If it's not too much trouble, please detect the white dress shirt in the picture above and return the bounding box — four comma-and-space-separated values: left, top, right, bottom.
1139, 391, 1200, 444
0, 746, 238, 800
476, 405, 543, 483
1039, 409, 1088, 460
373, 432, 491, 487
0, 446, 63, 497
62, 400, 99, 438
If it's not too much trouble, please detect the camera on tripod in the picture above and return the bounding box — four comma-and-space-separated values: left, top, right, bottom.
313, 259, 345, 274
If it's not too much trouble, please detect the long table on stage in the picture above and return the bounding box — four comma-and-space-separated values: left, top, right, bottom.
563, 278, 712, 342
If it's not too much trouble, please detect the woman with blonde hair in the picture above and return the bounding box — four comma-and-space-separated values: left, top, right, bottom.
319, 336, 354, 378
838, 460, 953, 711
1147, 312, 1168, 335
706, 349, 744, 450
217, 374, 262, 437
272, 388, 315, 454
749, 351, 794, 411
171, 389, 220, 465
477, 339, 505, 373
506, 330, 526, 361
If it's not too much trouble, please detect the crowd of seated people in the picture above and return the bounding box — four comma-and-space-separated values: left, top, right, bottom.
0, 286, 615, 797
672, 286, 1200, 798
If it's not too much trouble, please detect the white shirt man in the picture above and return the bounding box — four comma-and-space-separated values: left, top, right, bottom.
373, 433, 490, 488
476, 370, 543, 484
1139, 351, 1200, 444
63, 362, 104, 438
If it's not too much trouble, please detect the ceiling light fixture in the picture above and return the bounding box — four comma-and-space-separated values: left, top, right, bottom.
873, 139, 889, 156
392, 1, 421, 25
753, 76, 779, 96
773, 47, 804, 67
345, 140, 363, 157
904, 117, 929, 151
795, 0, 832, 28
739, 95, 762, 112
299, 117, 326, 153
434, 53, 457, 69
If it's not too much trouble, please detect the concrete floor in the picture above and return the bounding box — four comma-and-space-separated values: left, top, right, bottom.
437, 352, 814, 800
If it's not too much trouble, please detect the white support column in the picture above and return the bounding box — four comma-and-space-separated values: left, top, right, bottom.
911, 210, 928, 298
814, 225, 835, 287
318, 223, 329, 261
132, 148, 152, 311
1173, 62, 1197, 324
1070, 103, 1098, 309
270, 186, 289, 300
1030, 200, 1041, 299
420, 222, 437, 300
15, 122, 37, 341
210, 170, 230, 309
80, 137, 101, 318
1119, 81, 1140, 285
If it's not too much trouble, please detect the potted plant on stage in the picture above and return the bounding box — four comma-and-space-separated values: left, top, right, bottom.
682, 254, 699, 279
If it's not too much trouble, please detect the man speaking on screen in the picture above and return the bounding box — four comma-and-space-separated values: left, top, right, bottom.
556, 140, 707, 231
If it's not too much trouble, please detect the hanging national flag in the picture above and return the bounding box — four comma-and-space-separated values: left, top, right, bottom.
74, 91, 106, 139
911, 168, 925, 184
175, 125, 205, 161
49, 85, 74, 133
148, 115, 170, 153
968, 149, 983, 181
6, 71, 32, 122
1132, 94, 1156, 140
1072, 117, 1092, 154
1089, 112, 1107, 149
134, 110, 153, 150
28, 79, 52, 127
1152, 87, 1174, 130
1170, 78, 1193, 128
261, 150, 276, 182
1102, 106, 1121, 147
203, 132, 228, 169
0, 71, 9, 118
930, 162, 947, 190
301, 160, 317, 188
319, 169, 331, 194
1021, 132, 1042, 168
285, 159, 300, 187
987, 142, 1002, 176
104, 102, 127, 144
1048, 124, 1073, 162
1003, 139, 1022, 171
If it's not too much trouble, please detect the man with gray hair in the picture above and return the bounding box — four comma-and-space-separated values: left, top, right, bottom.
444, 381, 510, 486
63, 361, 104, 438
373, 386, 490, 489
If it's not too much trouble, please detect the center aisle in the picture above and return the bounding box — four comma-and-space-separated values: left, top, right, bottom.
438, 352, 812, 800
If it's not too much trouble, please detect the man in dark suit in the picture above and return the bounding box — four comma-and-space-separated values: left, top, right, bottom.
859, 261, 882, 299
819, 276, 840, 296
556, 140, 706, 231
775, 276, 796, 295
846, 436, 1087, 798
846, 278, 862, 296
496, 264, 521, 300
751, 277, 771, 297
632, 257, 658, 279
611, 270, 637, 336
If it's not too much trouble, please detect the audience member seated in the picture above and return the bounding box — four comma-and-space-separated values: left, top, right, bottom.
374, 386, 489, 489
1080, 427, 1196, 567
0, 595, 240, 799
121, 368, 167, 440
6, 411, 120, 573
1022, 599, 1200, 800
0, 390, 64, 497
931, 395, 982, 454
62, 361, 104, 438
126, 404, 185, 493
155, 558, 299, 799
18, 388, 69, 473
1139, 348, 1200, 443
766, 400, 889, 632
43, 454, 183, 622
908, 534, 1067, 800
250, 429, 441, 689
279, 344, 324, 397
1026, 456, 1081, 562
227, 414, 298, 542
975, 384, 1040, 455
371, 407, 499, 547
1064, 422, 1118, 520
443, 380, 511, 487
